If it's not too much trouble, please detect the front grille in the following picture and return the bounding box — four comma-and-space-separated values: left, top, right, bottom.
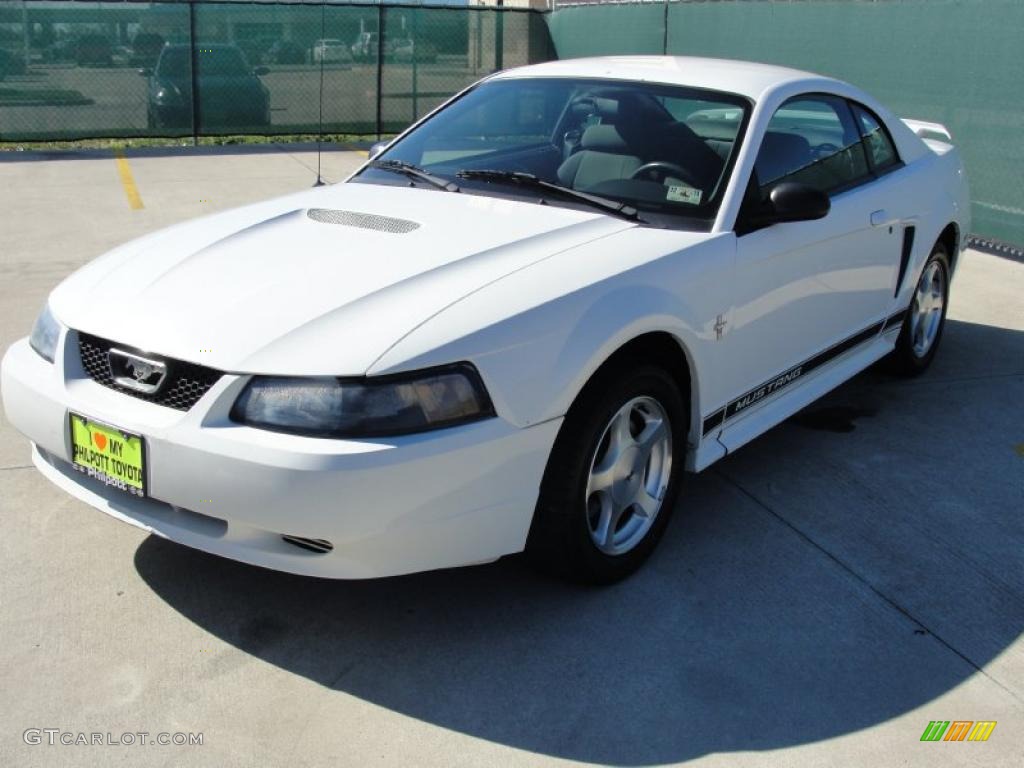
77, 332, 223, 412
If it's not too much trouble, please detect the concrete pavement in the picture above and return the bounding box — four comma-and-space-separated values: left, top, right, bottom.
0, 146, 1022, 767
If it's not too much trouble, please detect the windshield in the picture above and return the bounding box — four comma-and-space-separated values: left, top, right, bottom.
354, 77, 750, 229
158, 47, 249, 78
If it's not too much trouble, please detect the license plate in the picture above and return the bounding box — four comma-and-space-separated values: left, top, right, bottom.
69, 413, 146, 497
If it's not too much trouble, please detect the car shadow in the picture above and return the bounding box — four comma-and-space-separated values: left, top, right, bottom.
133, 317, 1023, 764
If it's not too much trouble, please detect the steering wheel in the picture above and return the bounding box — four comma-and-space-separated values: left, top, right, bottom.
813, 142, 842, 158
812, 142, 858, 177
630, 161, 700, 188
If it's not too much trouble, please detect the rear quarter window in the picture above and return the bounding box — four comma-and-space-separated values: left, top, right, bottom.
850, 102, 901, 172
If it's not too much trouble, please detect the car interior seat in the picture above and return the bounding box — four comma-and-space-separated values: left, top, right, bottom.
556, 124, 643, 191
754, 131, 814, 187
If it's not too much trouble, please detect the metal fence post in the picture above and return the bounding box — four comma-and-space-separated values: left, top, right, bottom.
663, 0, 669, 55
188, 0, 200, 145
376, 4, 385, 140
411, 9, 419, 121
20, 0, 30, 71
495, 0, 504, 71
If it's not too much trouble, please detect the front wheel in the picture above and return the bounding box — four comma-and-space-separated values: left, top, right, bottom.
888, 242, 951, 375
527, 361, 688, 584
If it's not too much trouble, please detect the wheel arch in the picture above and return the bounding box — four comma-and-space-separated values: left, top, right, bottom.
560, 329, 702, 453
938, 221, 960, 272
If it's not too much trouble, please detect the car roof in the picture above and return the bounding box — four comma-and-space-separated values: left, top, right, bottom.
163, 43, 241, 52
493, 56, 840, 101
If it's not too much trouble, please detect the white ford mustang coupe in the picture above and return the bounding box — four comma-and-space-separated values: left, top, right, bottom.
2, 57, 969, 583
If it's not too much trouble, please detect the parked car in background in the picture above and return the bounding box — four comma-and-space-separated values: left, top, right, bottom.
2, 57, 970, 584
143, 44, 270, 131
311, 38, 352, 65
389, 37, 414, 62
263, 40, 304, 65
74, 34, 113, 66
130, 32, 165, 68
350, 31, 378, 62
388, 38, 438, 64
237, 37, 275, 69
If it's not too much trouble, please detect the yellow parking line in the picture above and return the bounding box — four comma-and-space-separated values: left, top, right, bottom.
113, 150, 144, 210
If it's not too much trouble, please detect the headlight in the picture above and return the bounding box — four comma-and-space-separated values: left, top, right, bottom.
29, 303, 61, 363
230, 364, 495, 438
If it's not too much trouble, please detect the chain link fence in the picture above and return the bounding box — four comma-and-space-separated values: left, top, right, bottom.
0, 0, 553, 140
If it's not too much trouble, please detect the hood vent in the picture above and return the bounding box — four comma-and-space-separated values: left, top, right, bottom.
306, 208, 420, 234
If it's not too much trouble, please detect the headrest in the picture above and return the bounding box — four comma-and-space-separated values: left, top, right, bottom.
755, 131, 813, 183
580, 124, 629, 153
592, 97, 619, 119
570, 96, 620, 120
760, 131, 812, 155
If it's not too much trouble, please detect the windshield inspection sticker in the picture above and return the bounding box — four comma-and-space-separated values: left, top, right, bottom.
666, 184, 703, 205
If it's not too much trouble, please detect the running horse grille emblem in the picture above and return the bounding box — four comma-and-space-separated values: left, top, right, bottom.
107, 348, 168, 394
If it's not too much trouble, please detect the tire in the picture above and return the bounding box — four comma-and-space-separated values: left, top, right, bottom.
888, 241, 951, 376
526, 359, 688, 584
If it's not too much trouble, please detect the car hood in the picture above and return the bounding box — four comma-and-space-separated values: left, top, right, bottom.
157, 74, 260, 92
51, 182, 634, 375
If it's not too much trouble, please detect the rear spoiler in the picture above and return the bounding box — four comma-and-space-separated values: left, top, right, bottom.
902, 119, 953, 142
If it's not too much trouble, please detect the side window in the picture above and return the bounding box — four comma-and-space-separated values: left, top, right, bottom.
754, 95, 870, 196
850, 102, 900, 172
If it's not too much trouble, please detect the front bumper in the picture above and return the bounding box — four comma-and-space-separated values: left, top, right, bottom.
1, 333, 561, 578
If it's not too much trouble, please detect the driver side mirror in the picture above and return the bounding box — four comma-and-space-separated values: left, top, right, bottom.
368, 141, 388, 160
744, 182, 830, 230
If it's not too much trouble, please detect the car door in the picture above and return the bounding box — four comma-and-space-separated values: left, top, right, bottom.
846, 100, 920, 308
719, 94, 903, 424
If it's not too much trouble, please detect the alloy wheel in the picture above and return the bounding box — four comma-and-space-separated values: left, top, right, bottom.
584, 396, 673, 556
910, 260, 947, 357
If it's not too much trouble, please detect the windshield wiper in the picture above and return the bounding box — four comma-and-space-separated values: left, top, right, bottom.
370, 159, 459, 192
455, 169, 640, 221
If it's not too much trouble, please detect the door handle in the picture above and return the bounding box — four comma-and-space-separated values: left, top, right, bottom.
870, 209, 897, 228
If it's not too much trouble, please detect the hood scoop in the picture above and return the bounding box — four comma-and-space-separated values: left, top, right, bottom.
306, 208, 420, 234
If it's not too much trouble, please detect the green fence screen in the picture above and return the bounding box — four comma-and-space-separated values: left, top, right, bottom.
0, 0, 553, 140
548, 0, 1024, 247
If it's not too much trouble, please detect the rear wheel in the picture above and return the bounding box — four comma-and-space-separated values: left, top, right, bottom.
527, 360, 688, 584
889, 242, 951, 375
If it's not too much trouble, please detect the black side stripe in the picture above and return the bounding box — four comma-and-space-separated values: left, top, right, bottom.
701, 311, 907, 436
702, 408, 725, 434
